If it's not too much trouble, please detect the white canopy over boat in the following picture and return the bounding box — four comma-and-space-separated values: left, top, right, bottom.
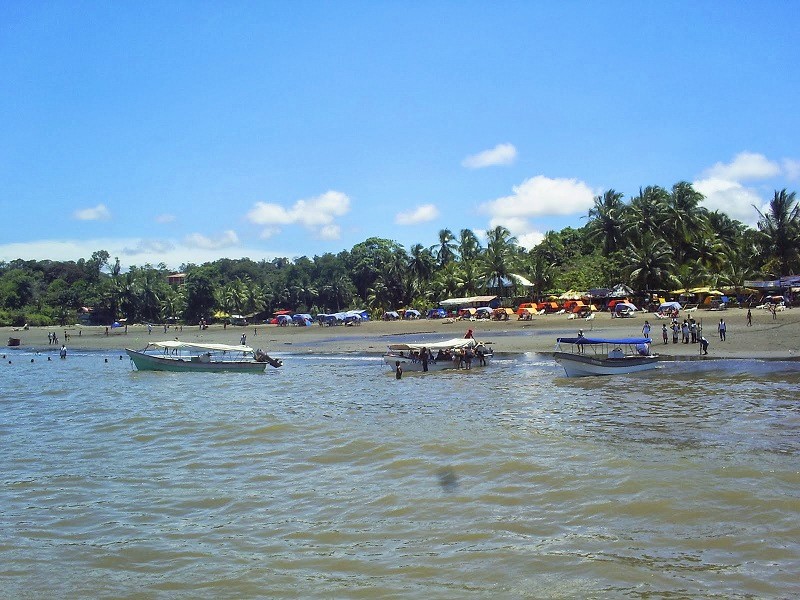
387, 337, 480, 352
145, 341, 254, 353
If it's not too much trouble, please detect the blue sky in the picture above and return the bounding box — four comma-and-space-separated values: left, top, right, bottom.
1, 2, 798, 270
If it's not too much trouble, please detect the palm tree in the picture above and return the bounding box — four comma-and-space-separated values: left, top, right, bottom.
321, 275, 353, 312
138, 270, 162, 322
525, 254, 556, 299
718, 246, 758, 289
366, 279, 392, 312
407, 243, 436, 289
754, 189, 800, 275
431, 229, 458, 267
663, 182, 708, 263
481, 225, 519, 297
672, 262, 708, 293
626, 186, 667, 237
460, 260, 480, 296
119, 272, 141, 322
458, 229, 483, 262
624, 232, 678, 291
429, 262, 467, 299
585, 189, 626, 256
160, 290, 181, 323
244, 280, 267, 315
707, 211, 746, 248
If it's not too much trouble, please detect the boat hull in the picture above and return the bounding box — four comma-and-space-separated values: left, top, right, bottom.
126, 349, 267, 373
554, 351, 658, 377
383, 353, 491, 373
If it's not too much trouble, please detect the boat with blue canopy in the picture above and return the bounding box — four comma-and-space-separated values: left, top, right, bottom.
554, 335, 658, 377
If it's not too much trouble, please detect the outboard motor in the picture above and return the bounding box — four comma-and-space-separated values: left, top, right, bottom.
255, 349, 283, 368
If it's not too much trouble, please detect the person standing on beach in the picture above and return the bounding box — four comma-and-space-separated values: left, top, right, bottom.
421, 347, 429, 372
746, 308, 752, 326
642, 320, 651, 338
662, 324, 669, 344
700, 336, 709, 355
718, 318, 727, 341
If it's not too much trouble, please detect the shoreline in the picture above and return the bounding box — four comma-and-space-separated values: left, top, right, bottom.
4, 307, 799, 361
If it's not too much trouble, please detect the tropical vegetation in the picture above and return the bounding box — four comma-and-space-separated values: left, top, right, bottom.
1, 185, 798, 327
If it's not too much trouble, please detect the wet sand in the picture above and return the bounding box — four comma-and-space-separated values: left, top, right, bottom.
4, 307, 799, 360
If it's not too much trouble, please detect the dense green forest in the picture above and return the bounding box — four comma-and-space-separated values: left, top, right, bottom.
1, 185, 798, 327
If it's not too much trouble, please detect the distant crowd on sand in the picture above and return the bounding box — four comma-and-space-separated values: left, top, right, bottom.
643, 313, 742, 356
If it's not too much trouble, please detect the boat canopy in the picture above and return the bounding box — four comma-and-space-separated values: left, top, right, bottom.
146, 341, 254, 353
557, 336, 652, 345
387, 337, 481, 352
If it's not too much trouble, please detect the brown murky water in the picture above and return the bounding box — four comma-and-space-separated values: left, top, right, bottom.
2, 349, 798, 598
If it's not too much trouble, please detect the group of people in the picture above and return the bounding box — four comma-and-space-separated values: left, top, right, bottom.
45, 332, 67, 357
645, 315, 730, 355
401, 344, 488, 372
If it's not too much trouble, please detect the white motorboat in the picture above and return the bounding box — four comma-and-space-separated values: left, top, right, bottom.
126, 341, 282, 373
553, 336, 658, 377
383, 337, 492, 373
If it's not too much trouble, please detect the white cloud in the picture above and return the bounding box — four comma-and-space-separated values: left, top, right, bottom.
692, 152, 800, 226
184, 229, 240, 250
73, 203, 111, 221
487, 217, 545, 250
518, 231, 546, 249
394, 204, 440, 225
693, 177, 763, 226
702, 152, 780, 181
0, 237, 280, 271
317, 224, 341, 240
258, 227, 282, 239
122, 239, 176, 256
462, 143, 517, 169
479, 176, 595, 250
783, 158, 800, 181
482, 175, 596, 219
246, 190, 350, 239
155, 213, 176, 224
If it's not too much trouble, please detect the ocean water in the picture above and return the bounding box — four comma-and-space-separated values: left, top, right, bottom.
1, 348, 798, 598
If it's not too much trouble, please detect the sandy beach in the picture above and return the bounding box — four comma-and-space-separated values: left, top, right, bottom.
4, 307, 799, 360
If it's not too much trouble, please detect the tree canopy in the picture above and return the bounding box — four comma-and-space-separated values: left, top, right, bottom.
1, 184, 796, 327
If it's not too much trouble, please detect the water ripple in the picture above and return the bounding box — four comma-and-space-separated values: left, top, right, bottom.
0, 352, 798, 597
